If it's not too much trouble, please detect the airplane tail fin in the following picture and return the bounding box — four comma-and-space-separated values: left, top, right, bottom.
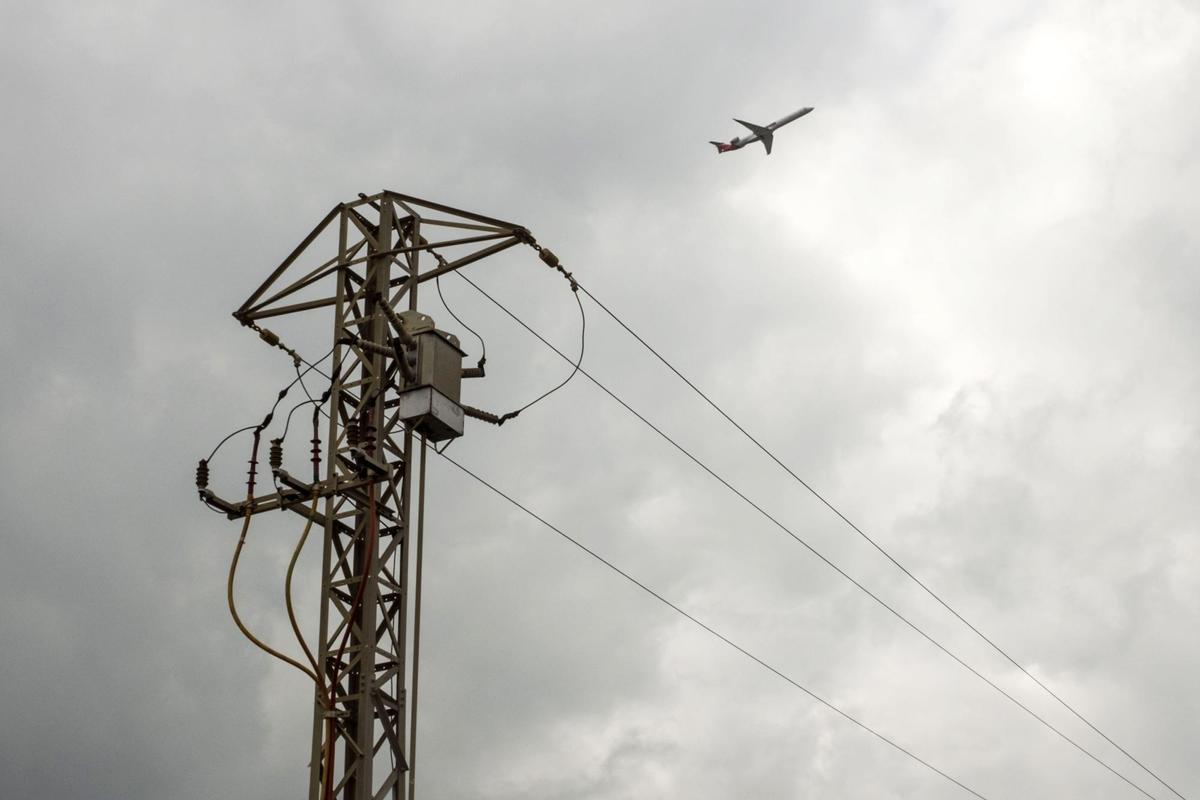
710, 141, 733, 153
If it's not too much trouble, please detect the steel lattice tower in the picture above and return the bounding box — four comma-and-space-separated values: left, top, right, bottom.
209, 192, 531, 799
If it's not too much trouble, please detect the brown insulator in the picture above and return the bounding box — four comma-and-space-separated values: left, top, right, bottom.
346, 420, 360, 446
462, 405, 503, 425
360, 412, 376, 454
269, 438, 283, 471
247, 430, 262, 497
196, 459, 210, 490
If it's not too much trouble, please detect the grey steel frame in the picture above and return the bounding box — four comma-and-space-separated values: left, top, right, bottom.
230, 192, 527, 800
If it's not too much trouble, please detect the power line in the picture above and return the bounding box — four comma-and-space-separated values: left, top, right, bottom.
453, 271, 1161, 800
452, 256, 586, 427
204, 344, 337, 464
507, 289, 586, 419
575, 284, 1188, 800
436, 273, 487, 367
435, 448, 994, 800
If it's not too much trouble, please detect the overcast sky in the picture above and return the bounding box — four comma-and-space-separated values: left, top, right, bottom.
2, 1, 1198, 798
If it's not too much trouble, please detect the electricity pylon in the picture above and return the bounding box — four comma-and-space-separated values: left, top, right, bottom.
202, 192, 532, 799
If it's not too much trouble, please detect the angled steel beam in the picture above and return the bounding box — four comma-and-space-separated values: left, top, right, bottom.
237, 204, 342, 318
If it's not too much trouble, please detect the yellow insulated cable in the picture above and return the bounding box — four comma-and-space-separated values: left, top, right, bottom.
286, 493, 324, 687
228, 509, 320, 685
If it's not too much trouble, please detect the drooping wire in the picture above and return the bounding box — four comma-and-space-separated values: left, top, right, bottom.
207, 424, 259, 464
454, 273, 586, 424
575, 284, 1189, 800
294, 360, 330, 421
454, 273, 1163, 800
427, 237, 583, 425
261, 343, 336, 429
435, 449, 993, 800
281, 397, 320, 443
295, 352, 333, 383
205, 343, 337, 465
436, 273, 486, 368
272, 398, 319, 495
281, 349, 342, 439
507, 289, 585, 418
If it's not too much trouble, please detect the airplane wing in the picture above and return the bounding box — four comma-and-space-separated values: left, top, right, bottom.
734, 119, 774, 154
733, 119, 771, 137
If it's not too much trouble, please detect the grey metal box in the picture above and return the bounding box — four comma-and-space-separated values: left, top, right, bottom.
397, 385, 464, 441
414, 330, 465, 403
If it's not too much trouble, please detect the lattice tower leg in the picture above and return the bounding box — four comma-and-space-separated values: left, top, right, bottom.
306, 202, 421, 800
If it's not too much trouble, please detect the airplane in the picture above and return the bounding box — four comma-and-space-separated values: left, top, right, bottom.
710, 106, 814, 155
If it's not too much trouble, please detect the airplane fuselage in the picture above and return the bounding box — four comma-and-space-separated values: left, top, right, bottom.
712, 106, 813, 154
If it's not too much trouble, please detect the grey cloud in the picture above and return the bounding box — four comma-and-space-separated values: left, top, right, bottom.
2, 1, 1199, 799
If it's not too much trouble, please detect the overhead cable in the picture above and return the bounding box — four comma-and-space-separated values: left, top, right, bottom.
453, 272, 1161, 800
433, 240, 585, 426
504, 290, 586, 420
204, 343, 337, 465
575, 283, 1187, 800
281, 397, 320, 442
435, 448, 992, 800
436, 273, 487, 369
